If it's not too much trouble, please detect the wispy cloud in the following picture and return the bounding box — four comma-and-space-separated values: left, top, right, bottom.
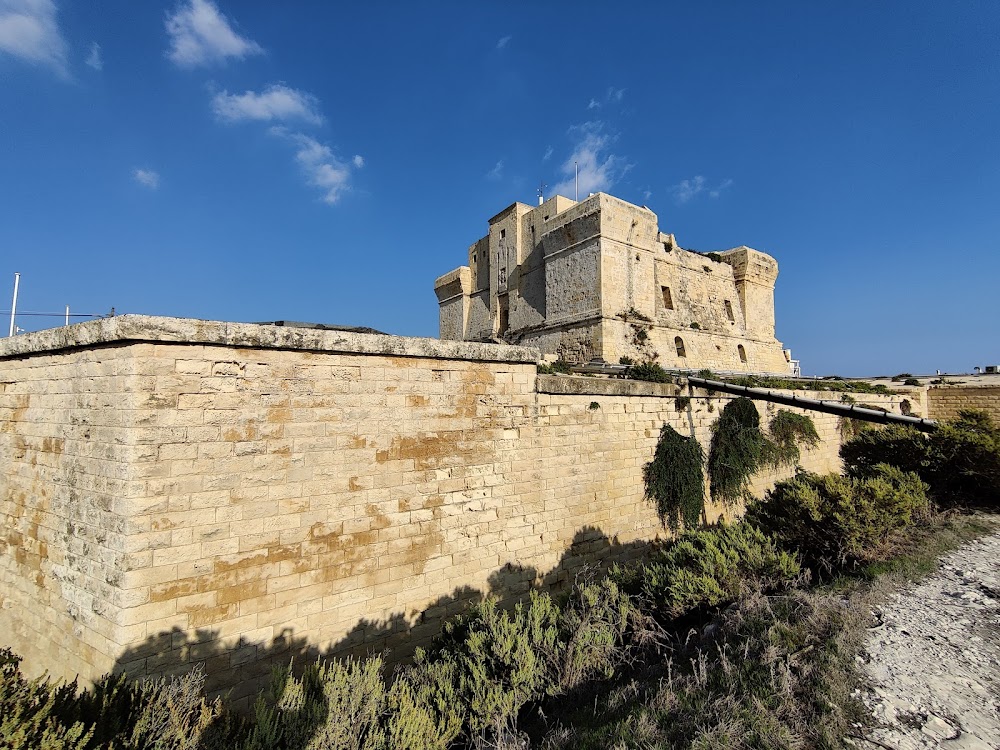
212, 84, 322, 124
496, 35, 511, 49
0, 0, 68, 76
271, 128, 356, 204
133, 168, 160, 190
84, 41, 102, 70
551, 121, 630, 198
486, 159, 504, 180
543, 145, 553, 161
352, 155, 364, 168
709, 178, 734, 198
165, 0, 262, 69
672, 175, 733, 204
586, 87, 626, 110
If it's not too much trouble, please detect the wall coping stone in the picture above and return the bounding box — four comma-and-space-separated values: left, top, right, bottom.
536, 374, 681, 397
0, 315, 541, 364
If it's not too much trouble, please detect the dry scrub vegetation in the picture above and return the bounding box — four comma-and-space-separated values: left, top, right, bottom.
3, 407, 999, 749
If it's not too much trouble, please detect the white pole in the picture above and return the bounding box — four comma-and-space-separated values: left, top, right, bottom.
65, 305, 70, 326
8, 273, 19, 337
575, 161, 579, 201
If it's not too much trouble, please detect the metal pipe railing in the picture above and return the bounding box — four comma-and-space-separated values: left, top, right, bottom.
685, 376, 937, 432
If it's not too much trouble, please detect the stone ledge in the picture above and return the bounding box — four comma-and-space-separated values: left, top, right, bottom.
0, 315, 541, 364
536, 374, 681, 397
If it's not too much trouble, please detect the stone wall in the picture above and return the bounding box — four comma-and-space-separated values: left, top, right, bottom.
0, 316, 904, 704
926, 385, 1000, 424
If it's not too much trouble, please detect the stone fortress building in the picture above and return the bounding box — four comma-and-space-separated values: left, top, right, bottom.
435, 192, 798, 374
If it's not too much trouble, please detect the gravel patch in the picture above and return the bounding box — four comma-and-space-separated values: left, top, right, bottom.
854, 524, 1000, 749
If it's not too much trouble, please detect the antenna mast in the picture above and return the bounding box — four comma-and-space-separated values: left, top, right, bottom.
8, 273, 19, 337
537, 181, 546, 206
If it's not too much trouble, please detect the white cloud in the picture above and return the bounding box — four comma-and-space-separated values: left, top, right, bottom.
496, 35, 511, 49
550, 121, 629, 199
212, 84, 322, 124
133, 168, 160, 189
709, 178, 734, 198
486, 159, 504, 180
165, 0, 262, 68
0, 0, 68, 76
542, 145, 553, 161
672, 175, 733, 203
85, 41, 102, 70
271, 128, 355, 204
587, 98, 600, 109
352, 155, 364, 168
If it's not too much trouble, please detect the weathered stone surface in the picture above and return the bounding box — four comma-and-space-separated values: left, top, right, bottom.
0, 322, 911, 702
434, 192, 794, 374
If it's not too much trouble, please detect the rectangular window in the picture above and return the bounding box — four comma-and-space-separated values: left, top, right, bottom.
500, 228, 506, 239
661, 286, 674, 310
724, 300, 735, 323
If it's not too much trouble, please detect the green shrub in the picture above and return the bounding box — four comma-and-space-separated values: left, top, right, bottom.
538, 360, 573, 375
614, 523, 802, 620
708, 398, 768, 505
555, 578, 638, 691
627, 361, 672, 383
840, 424, 929, 479
766, 410, 820, 467
0, 649, 92, 750
841, 410, 1000, 509
926, 410, 1000, 507
903, 378, 920, 386
746, 466, 931, 574
431, 592, 561, 738
643, 424, 705, 530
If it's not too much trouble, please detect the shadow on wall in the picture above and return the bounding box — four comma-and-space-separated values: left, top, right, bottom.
111, 526, 656, 708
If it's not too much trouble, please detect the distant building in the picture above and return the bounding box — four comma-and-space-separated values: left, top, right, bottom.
434, 192, 795, 374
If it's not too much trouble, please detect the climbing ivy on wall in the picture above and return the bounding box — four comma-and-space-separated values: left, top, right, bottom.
708, 398, 768, 506
708, 399, 820, 506
643, 425, 705, 531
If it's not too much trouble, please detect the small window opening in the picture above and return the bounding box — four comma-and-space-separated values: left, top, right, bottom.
661, 286, 674, 310
738, 344, 747, 363
500, 228, 506, 239
724, 300, 735, 323
674, 337, 686, 358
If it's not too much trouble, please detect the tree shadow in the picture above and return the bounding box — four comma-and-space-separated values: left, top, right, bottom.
110, 525, 658, 718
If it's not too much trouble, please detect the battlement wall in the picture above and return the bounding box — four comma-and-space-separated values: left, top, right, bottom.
0, 316, 905, 704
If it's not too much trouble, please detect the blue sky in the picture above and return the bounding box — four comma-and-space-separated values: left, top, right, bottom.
1, 1, 998, 376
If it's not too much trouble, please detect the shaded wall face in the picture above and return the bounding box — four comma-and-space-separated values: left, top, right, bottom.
0, 345, 137, 682
1, 339, 906, 702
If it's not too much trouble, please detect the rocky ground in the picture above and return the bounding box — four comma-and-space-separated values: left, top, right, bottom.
854, 524, 1000, 750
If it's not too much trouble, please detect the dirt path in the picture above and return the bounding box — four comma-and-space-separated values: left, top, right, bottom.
856, 524, 1000, 750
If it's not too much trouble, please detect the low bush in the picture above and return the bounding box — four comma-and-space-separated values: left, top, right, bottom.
537, 360, 572, 375
544, 589, 865, 750
840, 410, 1000, 509
627, 361, 672, 383
746, 465, 931, 575
613, 523, 802, 620
903, 378, 921, 386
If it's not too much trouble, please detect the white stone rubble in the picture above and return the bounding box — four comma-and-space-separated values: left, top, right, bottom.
855, 524, 1000, 749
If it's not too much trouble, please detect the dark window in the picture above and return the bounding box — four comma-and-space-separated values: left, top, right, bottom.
661, 286, 674, 310
675, 337, 686, 358
500, 228, 506, 239
738, 345, 747, 363
724, 300, 735, 323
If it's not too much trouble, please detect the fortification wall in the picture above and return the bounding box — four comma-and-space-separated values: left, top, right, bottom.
926, 385, 1000, 423
0, 317, 904, 704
